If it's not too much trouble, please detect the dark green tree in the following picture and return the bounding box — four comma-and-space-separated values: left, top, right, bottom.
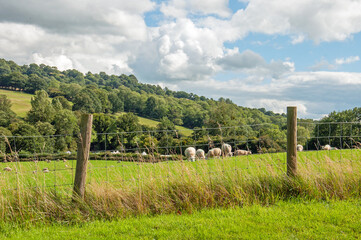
27, 90, 55, 123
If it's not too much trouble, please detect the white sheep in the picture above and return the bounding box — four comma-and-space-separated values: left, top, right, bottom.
196, 149, 205, 159
322, 144, 338, 150
221, 143, 233, 157
3, 167, 12, 172
206, 148, 222, 159
184, 147, 196, 161
296, 144, 303, 152
234, 149, 252, 156
322, 144, 331, 150
42, 168, 50, 173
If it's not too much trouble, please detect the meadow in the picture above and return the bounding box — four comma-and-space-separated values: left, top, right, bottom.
1, 149, 361, 218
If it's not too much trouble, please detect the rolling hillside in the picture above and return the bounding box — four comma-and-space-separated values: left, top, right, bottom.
0, 89, 33, 118
0, 89, 193, 135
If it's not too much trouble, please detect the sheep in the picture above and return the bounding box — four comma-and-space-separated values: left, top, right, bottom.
3, 167, 12, 172
234, 149, 252, 156
184, 147, 196, 161
42, 168, 50, 173
196, 149, 205, 159
322, 144, 338, 150
322, 144, 331, 150
297, 144, 303, 152
206, 148, 222, 159
221, 143, 232, 157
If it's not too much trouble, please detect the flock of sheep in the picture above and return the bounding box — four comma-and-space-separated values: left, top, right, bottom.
184, 143, 337, 161
184, 143, 252, 161
1, 144, 339, 171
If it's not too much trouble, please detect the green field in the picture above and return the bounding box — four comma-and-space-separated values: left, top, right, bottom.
2, 149, 361, 194
1, 149, 361, 238
2, 200, 361, 239
0, 89, 33, 117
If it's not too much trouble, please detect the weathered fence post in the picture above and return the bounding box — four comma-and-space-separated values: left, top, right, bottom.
73, 114, 93, 201
287, 106, 297, 176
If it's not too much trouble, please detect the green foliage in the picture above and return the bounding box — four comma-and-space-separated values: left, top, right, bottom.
52, 109, 79, 151
27, 90, 55, 123
72, 87, 103, 113
0, 127, 11, 153
310, 107, 361, 148
8, 121, 40, 153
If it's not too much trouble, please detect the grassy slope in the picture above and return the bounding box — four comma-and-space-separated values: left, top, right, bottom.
0, 89, 193, 135
137, 115, 193, 136
0, 89, 33, 118
2, 200, 361, 239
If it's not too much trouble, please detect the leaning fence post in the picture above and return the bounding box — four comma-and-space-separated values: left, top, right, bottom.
287, 106, 297, 176
73, 113, 93, 201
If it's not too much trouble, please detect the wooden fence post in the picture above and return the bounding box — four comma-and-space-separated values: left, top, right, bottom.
287, 106, 297, 176
73, 114, 93, 201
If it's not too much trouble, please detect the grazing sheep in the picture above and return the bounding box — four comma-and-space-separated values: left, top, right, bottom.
141, 151, 147, 156
45, 159, 51, 163
63, 158, 67, 162
184, 147, 196, 161
196, 149, 205, 159
234, 149, 252, 156
322, 144, 332, 150
206, 148, 222, 159
221, 143, 233, 157
42, 168, 50, 173
297, 144, 303, 152
3, 167, 12, 172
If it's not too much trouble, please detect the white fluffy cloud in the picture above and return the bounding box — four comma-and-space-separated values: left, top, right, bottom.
200, 0, 361, 43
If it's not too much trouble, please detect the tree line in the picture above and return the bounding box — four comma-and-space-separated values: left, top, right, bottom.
7, 58, 361, 157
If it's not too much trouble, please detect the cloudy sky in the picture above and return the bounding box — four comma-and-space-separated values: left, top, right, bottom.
1, 0, 361, 119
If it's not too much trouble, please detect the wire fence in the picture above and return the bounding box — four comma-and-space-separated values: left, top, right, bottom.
1, 119, 361, 198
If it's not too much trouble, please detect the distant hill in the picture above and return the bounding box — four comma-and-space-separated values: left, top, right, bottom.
0, 88, 192, 136
0, 58, 287, 130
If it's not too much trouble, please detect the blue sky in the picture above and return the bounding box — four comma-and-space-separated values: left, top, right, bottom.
0, 0, 361, 119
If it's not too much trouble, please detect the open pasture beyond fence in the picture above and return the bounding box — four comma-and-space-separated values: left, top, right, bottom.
1, 107, 361, 202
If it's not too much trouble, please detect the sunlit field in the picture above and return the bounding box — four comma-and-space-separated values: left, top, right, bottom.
1, 149, 361, 200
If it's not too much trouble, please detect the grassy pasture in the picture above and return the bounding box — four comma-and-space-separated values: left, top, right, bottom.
1, 149, 361, 198
0, 89, 33, 117
2, 200, 361, 239
0, 149, 361, 237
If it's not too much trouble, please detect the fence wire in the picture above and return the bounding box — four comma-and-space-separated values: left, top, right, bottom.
0, 121, 361, 197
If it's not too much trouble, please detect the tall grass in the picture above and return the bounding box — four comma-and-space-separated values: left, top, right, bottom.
0, 150, 360, 224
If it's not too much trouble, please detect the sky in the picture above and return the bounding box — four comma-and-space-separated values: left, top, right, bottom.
1, 0, 361, 119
